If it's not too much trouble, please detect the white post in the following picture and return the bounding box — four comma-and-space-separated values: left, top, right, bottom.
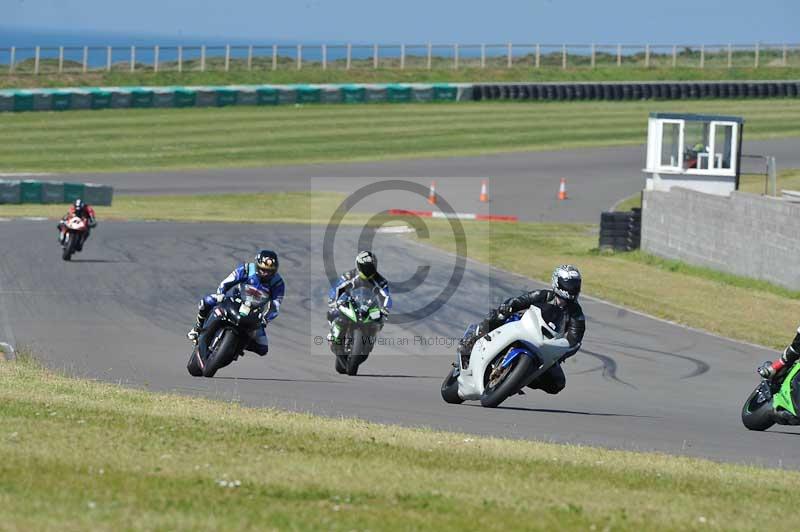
225, 44, 231, 72
507, 42, 512, 68
130, 45, 136, 72
247, 45, 253, 71
9, 46, 14, 73
200, 45, 206, 71
400, 44, 405, 69
535, 44, 540, 68
106, 46, 112, 72
272, 44, 277, 70
177, 46, 183, 72
783, 44, 788, 67
154, 45, 159, 73
769, 156, 777, 196
454, 44, 459, 70
700, 44, 704, 69
373, 44, 378, 69
727, 43, 732, 68
645, 44, 650, 68
322, 44, 327, 70
346, 43, 351, 70
561, 44, 567, 69
82, 45, 88, 73
590, 43, 595, 68
616, 43, 621, 67
58, 46, 64, 73
34, 45, 40, 75
480, 43, 486, 68
297, 44, 302, 70
672, 44, 677, 68
427, 42, 432, 70
754, 42, 759, 68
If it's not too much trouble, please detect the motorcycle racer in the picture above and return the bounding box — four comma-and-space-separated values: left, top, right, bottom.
327, 251, 391, 344
457, 264, 586, 394
187, 250, 285, 356
57, 198, 97, 250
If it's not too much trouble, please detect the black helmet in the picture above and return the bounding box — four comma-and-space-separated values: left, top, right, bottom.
551, 264, 581, 302
73, 198, 86, 215
355, 250, 377, 279
255, 250, 279, 280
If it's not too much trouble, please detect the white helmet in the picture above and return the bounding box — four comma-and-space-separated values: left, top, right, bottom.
551, 264, 581, 301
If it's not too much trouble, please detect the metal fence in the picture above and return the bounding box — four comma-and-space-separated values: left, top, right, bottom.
1, 42, 799, 75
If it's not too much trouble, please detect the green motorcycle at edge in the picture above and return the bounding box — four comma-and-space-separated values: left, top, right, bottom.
741, 362, 800, 430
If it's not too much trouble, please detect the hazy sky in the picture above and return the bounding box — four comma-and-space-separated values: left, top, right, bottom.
5, 0, 799, 43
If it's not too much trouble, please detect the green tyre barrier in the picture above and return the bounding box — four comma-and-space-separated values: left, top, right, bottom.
320, 86, 343, 104
433, 84, 458, 101
130, 89, 154, 108
387, 85, 412, 103
110, 89, 132, 109
0, 91, 14, 112
89, 89, 112, 109
51, 90, 73, 111
256, 87, 279, 105
174, 89, 197, 107
20, 180, 43, 203
234, 88, 258, 106
215, 88, 238, 107
0, 180, 22, 204
33, 91, 53, 111
296, 86, 322, 104
153, 88, 176, 108
342, 85, 366, 103
365, 85, 388, 103
63, 183, 86, 203
70, 90, 92, 109
277, 87, 297, 105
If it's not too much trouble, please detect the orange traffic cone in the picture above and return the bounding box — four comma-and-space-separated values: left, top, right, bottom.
479, 179, 489, 203
557, 178, 568, 200
428, 180, 437, 205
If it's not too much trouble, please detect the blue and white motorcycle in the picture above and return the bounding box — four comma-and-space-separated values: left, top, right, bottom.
441, 305, 578, 408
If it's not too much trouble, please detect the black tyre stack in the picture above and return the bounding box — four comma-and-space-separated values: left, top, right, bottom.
599, 208, 641, 252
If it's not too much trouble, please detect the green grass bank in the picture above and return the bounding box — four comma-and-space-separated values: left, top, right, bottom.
2, 100, 800, 173
1, 357, 798, 531
4, 66, 800, 89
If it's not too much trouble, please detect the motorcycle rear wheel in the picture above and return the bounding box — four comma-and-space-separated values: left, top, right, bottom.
741, 384, 776, 431
441, 367, 464, 404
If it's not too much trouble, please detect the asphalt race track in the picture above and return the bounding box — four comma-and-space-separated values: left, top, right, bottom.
54, 139, 800, 223
3, 219, 799, 468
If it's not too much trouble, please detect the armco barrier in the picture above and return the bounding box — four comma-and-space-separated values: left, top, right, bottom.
0, 180, 113, 206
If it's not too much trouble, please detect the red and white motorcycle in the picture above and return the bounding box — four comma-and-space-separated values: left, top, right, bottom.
60, 216, 89, 261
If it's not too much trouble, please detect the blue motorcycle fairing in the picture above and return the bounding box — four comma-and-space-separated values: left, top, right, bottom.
500, 346, 537, 368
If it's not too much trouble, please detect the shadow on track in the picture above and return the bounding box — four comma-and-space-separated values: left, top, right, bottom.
483, 404, 657, 418
69, 258, 131, 264
356, 374, 441, 379
214, 376, 343, 385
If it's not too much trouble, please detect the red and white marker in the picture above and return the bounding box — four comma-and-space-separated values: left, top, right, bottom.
388, 209, 518, 222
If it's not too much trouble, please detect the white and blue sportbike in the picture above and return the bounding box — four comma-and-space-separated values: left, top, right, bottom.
441, 305, 578, 408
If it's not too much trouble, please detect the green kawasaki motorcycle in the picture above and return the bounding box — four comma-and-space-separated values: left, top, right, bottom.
330, 287, 385, 376
741, 362, 800, 430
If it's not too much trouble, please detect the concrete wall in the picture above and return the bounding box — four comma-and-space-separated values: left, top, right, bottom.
641, 188, 800, 289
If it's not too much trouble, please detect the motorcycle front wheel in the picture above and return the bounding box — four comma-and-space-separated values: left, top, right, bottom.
62, 233, 78, 261
480, 353, 534, 408
441, 367, 464, 404
741, 383, 776, 431
201, 328, 238, 378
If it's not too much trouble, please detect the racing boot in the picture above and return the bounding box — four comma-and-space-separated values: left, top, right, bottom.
758, 344, 799, 381
187, 314, 207, 344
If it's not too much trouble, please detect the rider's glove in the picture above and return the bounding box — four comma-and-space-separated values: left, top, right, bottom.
213, 293, 225, 303
496, 303, 513, 320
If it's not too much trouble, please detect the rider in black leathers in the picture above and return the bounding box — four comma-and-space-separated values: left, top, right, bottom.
458, 265, 586, 394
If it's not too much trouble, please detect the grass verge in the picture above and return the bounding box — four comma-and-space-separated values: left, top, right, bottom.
4, 191, 798, 349
5, 66, 800, 89
1, 356, 798, 531
2, 100, 800, 173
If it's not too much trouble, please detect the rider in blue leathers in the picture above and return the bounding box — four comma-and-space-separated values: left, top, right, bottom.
327, 251, 391, 344
187, 250, 285, 356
